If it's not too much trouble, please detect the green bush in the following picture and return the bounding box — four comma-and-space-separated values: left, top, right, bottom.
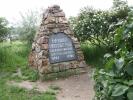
0, 17, 9, 41
81, 42, 107, 67
69, 0, 130, 49
93, 11, 133, 100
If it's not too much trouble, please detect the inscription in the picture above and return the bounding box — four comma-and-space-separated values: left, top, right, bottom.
49, 32, 77, 63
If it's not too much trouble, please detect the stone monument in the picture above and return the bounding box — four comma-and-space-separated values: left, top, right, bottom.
29, 5, 87, 76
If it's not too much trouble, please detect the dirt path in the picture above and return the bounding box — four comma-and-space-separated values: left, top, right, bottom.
10, 73, 95, 100
56, 73, 94, 100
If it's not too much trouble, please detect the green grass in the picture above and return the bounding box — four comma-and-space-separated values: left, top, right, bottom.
0, 41, 56, 100
81, 42, 107, 68
0, 41, 29, 68
0, 78, 56, 100
0, 41, 40, 81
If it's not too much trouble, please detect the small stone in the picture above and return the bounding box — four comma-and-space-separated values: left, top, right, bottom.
47, 24, 56, 29
64, 29, 72, 35
35, 45, 41, 53
39, 66, 49, 74
58, 17, 68, 23
38, 52, 42, 59
40, 44, 48, 50
37, 33, 44, 37
59, 64, 66, 71
52, 5, 60, 10
57, 23, 68, 28
37, 59, 43, 67
43, 66, 50, 74
69, 62, 75, 68
77, 51, 83, 54
77, 55, 84, 61
31, 43, 36, 51
42, 59, 48, 66
28, 52, 36, 67
51, 28, 60, 33
62, 62, 70, 70
53, 66, 60, 72
37, 50, 48, 59
42, 50, 48, 58
75, 44, 80, 49
54, 12, 65, 17
37, 37, 48, 44
45, 16, 56, 24
79, 61, 87, 67
71, 37, 78, 42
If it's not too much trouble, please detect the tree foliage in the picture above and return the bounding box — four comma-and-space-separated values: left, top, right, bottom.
0, 17, 9, 41
13, 10, 40, 44
69, 0, 130, 48
93, 10, 133, 100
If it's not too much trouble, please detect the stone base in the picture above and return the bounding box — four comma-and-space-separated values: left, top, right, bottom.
37, 60, 87, 74
39, 67, 88, 81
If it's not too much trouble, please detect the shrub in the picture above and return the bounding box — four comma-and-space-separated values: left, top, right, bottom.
93, 11, 133, 100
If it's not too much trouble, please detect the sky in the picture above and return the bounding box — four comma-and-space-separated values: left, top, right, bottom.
0, 0, 133, 24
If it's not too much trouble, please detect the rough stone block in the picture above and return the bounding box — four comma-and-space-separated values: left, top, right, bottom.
47, 24, 56, 29
35, 45, 41, 53
54, 12, 65, 17
79, 61, 87, 68
51, 28, 60, 33
37, 37, 48, 44
42, 59, 49, 66
28, 52, 36, 67
45, 16, 56, 24
75, 44, 80, 49
40, 44, 48, 50
53, 66, 60, 72
58, 17, 68, 23
59, 64, 66, 71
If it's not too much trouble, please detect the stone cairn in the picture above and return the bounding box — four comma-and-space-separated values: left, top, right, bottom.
29, 5, 87, 76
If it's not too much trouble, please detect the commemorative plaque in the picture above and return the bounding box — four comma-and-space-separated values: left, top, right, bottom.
29, 5, 87, 75
49, 33, 77, 63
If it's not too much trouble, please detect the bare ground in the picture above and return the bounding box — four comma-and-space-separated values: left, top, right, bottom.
9, 73, 95, 100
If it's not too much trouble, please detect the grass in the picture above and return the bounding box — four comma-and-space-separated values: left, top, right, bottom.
0, 78, 56, 100
0, 41, 40, 81
81, 42, 107, 68
0, 41, 29, 68
0, 41, 56, 100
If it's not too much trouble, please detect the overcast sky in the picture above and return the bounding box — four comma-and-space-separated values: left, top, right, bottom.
0, 0, 133, 24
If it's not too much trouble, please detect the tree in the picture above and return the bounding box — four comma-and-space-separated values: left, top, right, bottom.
15, 10, 40, 44
69, 7, 112, 47
0, 17, 9, 41
94, 9, 133, 100
111, 0, 129, 20
69, 0, 130, 49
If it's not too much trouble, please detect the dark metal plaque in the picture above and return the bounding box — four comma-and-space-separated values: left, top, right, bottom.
48, 32, 77, 64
